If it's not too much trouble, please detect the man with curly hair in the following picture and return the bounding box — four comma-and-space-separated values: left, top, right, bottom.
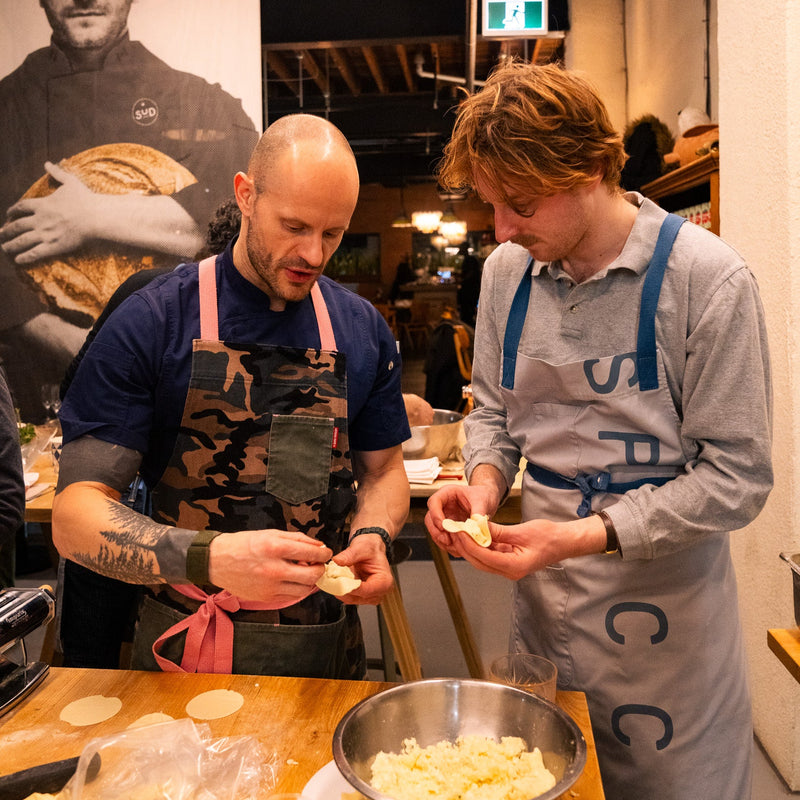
426, 62, 772, 799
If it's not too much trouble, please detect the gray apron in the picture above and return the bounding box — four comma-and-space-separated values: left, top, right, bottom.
131, 255, 364, 678
501, 216, 752, 799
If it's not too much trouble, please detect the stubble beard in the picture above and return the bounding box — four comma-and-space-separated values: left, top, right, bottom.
245, 229, 318, 306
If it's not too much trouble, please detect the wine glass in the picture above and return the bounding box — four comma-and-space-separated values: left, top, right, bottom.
40, 383, 61, 419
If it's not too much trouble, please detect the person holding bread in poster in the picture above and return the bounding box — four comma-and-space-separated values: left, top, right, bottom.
0, 0, 258, 423
53, 114, 411, 679
424, 61, 772, 799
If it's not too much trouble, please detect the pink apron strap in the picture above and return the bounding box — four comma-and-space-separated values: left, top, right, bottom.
200, 257, 335, 351
198, 256, 219, 341
311, 281, 337, 351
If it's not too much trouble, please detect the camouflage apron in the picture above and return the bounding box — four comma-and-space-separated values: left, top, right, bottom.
130, 255, 364, 678
502, 216, 752, 799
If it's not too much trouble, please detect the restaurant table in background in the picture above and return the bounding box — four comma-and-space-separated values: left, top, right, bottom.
0, 668, 606, 798
24, 453, 57, 526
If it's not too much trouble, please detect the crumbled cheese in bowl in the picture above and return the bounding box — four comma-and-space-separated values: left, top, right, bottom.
370, 734, 557, 800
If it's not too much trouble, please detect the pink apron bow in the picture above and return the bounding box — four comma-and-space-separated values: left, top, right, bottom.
152, 585, 274, 673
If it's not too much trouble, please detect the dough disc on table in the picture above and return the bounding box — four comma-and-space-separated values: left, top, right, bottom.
185, 689, 244, 720
59, 695, 122, 726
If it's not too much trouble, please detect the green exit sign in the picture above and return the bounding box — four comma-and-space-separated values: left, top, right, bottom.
483, 1, 548, 37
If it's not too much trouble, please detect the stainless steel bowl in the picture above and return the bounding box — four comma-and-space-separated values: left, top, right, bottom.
333, 678, 587, 800
401, 409, 464, 461
780, 552, 800, 626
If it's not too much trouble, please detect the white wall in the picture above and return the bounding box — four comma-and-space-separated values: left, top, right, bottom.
563, 0, 626, 132
568, 0, 800, 787
719, 0, 800, 788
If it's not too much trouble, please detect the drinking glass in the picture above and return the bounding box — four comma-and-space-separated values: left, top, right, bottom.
488, 653, 558, 702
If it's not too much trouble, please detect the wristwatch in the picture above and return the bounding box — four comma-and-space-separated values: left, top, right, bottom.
349, 526, 394, 563
593, 510, 621, 556
186, 529, 223, 586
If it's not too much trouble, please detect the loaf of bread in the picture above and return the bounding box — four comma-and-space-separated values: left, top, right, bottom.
18, 143, 197, 325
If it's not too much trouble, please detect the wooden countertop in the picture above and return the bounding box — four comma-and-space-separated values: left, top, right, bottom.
0, 668, 605, 798
24, 455, 57, 525
768, 628, 800, 683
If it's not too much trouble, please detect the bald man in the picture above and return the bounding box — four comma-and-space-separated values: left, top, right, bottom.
53, 115, 411, 678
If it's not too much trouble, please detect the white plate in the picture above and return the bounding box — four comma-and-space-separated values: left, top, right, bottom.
24, 471, 39, 488
302, 760, 359, 799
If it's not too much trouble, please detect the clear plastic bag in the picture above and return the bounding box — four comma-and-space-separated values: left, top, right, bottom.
59, 718, 278, 799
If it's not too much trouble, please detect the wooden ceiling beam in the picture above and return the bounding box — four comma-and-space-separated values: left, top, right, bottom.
361, 45, 389, 94
329, 46, 361, 96
297, 49, 327, 94
395, 44, 415, 92
266, 51, 299, 97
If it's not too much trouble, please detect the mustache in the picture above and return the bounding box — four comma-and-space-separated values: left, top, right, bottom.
279, 257, 317, 273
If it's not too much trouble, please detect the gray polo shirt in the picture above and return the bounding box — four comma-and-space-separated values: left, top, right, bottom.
465, 194, 773, 559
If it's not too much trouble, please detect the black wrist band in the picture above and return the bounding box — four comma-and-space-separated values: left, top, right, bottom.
592, 510, 621, 556
186, 529, 223, 586
349, 526, 393, 562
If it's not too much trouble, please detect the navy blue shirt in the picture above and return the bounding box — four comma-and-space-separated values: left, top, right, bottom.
60, 241, 410, 488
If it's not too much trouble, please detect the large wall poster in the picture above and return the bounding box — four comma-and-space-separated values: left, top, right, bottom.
0, 0, 262, 422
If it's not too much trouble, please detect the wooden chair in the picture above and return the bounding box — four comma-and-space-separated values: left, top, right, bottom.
373, 302, 398, 338
397, 301, 430, 352
452, 324, 472, 382
449, 318, 474, 414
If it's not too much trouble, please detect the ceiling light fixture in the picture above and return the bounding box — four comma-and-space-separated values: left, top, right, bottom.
412, 210, 443, 234
439, 219, 468, 244
391, 185, 413, 228
438, 204, 460, 224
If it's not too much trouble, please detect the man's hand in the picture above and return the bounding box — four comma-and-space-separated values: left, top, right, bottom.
208, 530, 332, 608
331, 532, 394, 605
425, 482, 500, 555
427, 495, 610, 580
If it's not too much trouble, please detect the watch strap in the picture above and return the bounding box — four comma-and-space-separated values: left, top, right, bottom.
186, 529, 223, 586
349, 526, 394, 563
593, 510, 621, 556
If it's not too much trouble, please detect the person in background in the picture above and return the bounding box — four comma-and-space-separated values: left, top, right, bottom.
388, 258, 415, 303
456, 242, 481, 327
425, 61, 772, 799
53, 114, 410, 678
0, 0, 258, 422
0, 365, 25, 588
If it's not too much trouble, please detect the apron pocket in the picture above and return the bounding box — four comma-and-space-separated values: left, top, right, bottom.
267, 414, 334, 504
132, 594, 352, 679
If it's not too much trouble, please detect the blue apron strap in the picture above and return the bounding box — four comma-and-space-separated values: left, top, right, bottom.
526, 462, 674, 517
502, 257, 535, 389
637, 214, 685, 391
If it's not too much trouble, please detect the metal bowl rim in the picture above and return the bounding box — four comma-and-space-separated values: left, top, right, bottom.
409, 409, 463, 430
332, 678, 587, 800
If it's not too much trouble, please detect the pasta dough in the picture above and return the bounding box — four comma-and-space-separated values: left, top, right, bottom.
316, 561, 362, 596
442, 514, 492, 547
59, 695, 122, 726
185, 689, 244, 720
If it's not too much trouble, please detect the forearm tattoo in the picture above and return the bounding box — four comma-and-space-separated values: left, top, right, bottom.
72, 497, 196, 585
